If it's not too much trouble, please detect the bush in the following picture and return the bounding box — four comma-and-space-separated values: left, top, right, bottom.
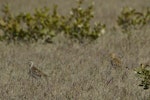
0, 4, 65, 43
117, 7, 150, 34
134, 64, 150, 90
0, 1, 106, 43
62, 0, 105, 42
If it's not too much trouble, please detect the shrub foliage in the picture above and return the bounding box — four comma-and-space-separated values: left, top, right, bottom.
63, 0, 105, 42
0, 4, 64, 43
0, 0, 105, 43
134, 64, 150, 90
117, 7, 150, 34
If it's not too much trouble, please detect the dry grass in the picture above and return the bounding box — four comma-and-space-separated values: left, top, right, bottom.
0, 0, 150, 100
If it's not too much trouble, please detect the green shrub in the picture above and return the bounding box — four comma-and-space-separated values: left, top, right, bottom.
0, 1, 105, 43
117, 7, 150, 34
134, 64, 150, 90
63, 0, 105, 42
0, 4, 65, 43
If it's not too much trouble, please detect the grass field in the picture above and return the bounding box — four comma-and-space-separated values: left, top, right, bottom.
0, 0, 150, 100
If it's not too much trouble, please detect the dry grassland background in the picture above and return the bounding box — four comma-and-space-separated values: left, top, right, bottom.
0, 0, 150, 100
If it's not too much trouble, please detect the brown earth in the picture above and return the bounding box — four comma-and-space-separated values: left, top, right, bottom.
0, 0, 150, 100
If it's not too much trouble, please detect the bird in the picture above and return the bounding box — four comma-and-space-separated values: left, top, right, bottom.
110, 53, 122, 68
28, 61, 48, 79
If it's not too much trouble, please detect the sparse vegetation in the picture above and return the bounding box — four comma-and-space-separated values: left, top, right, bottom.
62, 0, 105, 42
117, 7, 150, 34
0, 4, 65, 43
0, 0, 105, 43
0, 0, 150, 100
134, 64, 150, 90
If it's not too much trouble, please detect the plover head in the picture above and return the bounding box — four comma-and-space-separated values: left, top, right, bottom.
28, 60, 34, 68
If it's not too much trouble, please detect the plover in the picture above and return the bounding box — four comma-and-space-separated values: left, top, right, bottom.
28, 61, 48, 79
110, 53, 122, 68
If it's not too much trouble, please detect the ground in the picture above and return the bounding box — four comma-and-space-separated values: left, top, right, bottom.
0, 0, 150, 100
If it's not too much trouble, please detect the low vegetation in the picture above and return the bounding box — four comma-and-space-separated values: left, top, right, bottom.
0, 0, 150, 99
117, 7, 150, 34
0, 0, 105, 43
134, 64, 150, 90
